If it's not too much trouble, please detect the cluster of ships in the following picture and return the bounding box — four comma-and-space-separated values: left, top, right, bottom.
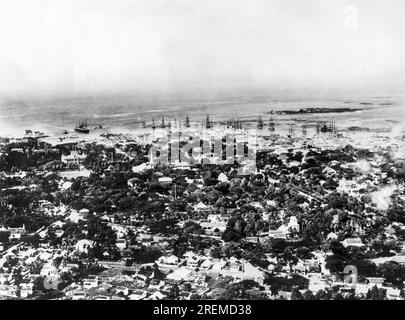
140, 115, 275, 131
70, 114, 339, 135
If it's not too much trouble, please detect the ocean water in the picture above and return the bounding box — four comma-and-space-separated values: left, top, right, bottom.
1, 94, 405, 137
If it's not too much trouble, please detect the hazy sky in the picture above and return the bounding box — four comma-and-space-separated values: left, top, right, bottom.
0, 0, 404, 98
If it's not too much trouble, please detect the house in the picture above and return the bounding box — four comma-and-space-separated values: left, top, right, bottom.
341, 237, 365, 248
146, 291, 166, 300
186, 255, 201, 268
158, 177, 173, 184
370, 255, 405, 266
132, 162, 151, 173
138, 233, 154, 246
129, 290, 147, 300
211, 260, 227, 271
226, 257, 243, 272
19, 282, 34, 298
8, 225, 26, 240
217, 172, 228, 183
354, 283, 369, 296
385, 287, 402, 300
194, 202, 209, 212
200, 259, 213, 270
108, 223, 126, 236
0, 273, 10, 284
278, 290, 292, 300
94, 295, 110, 300
66, 210, 87, 223
71, 291, 87, 300
61, 151, 86, 167
75, 239, 95, 253
327, 232, 338, 240
10, 148, 24, 153
166, 267, 193, 282
116, 238, 127, 250
287, 216, 299, 232
148, 280, 165, 291
200, 215, 227, 233
40, 263, 59, 277
65, 263, 80, 271
55, 229, 64, 237
156, 255, 181, 267
115, 286, 130, 296
0, 284, 18, 298
268, 229, 287, 239
97, 260, 125, 269
366, 277, 385, 287
293, 261, 307, 273
241, 262, 265, 284
309, 277, 330, 292
83, 278, 99, 289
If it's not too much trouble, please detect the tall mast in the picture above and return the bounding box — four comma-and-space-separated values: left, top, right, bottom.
257, 116, 263, 129
206, 114, 211, 129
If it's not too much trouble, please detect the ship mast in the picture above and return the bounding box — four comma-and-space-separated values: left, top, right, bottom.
206, 114, 211, 129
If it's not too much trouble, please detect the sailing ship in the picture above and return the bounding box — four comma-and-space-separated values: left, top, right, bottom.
268, 117, 275, 131
75, 121, 90, 134
257, 116, 264, 129
206, 114, 213, 129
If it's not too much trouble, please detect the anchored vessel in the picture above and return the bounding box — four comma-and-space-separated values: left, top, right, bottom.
75, 121, 90, 134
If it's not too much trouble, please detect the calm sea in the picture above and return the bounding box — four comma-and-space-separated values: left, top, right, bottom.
1, 94, 405, 137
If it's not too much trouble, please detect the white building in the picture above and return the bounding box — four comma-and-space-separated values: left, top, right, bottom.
61, 151, 86, 167
341, 237, 365, 248
158, 177, 173, 184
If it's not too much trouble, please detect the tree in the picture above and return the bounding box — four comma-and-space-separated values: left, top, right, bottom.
131, 246, 163, 264
221, 228, 243, 242
33, 276, 45, 292
377, 261, 405, 286
282, 247, 298, 271
366, 285, 386, 300
325, 254, 346, 274
0, 231, 10, 243
329, 240, 348, 257
314, 289, 331, 300
302, 290, 315, 300
169, 284, 180, 299
332, 292, 344, 300
210, 247, 222, 259
291, 288, 303, 300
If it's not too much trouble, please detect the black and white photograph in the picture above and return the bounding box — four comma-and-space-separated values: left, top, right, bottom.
0, 0, 405, 311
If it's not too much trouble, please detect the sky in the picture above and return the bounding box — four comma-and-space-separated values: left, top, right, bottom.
0, 0, 404, 99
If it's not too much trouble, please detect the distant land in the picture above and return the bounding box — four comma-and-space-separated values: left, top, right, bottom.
268, 107, 363, 115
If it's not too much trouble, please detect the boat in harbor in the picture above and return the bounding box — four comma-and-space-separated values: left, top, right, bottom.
257, 116, 264, 129
75, 121, 90, 134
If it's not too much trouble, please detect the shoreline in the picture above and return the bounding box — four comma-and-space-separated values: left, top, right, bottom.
269, 107, 364, 115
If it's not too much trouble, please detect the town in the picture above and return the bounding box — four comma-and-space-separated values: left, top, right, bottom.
0, 118, 405, 300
